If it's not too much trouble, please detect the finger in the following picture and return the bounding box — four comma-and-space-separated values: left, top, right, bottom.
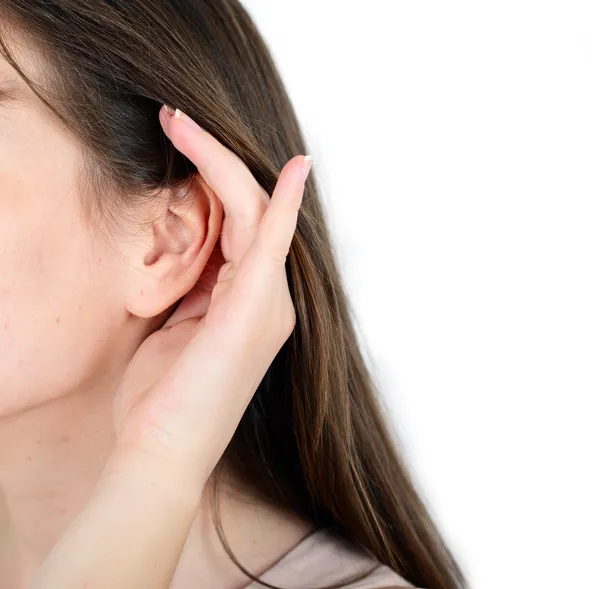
159, 105, 269, 259
161, 247, 225, 329
254, 154, 312, 266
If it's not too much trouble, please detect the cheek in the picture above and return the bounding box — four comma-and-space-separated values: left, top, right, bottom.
0, 189, 125, 417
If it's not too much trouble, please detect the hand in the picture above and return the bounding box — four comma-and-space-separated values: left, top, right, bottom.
31, 105, 312, 589
111, 106, 312, 483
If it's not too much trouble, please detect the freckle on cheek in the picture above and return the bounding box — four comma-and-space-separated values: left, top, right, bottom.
55, 317, 61, 324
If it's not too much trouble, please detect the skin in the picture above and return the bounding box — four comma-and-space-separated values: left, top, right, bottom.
0, 34, 313, 589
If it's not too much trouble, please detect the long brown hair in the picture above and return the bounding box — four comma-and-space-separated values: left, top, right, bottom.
0, 2, 468, 588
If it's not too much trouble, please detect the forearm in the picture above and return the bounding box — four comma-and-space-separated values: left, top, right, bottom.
30, 444, 204, 589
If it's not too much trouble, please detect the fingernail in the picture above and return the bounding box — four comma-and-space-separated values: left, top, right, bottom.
163, 104, 176, 117
300, 155, 313, 182
174, 108, 202, 132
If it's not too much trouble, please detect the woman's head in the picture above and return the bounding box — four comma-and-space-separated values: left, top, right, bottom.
0, 22, 218, 417
0, 2, 467, 588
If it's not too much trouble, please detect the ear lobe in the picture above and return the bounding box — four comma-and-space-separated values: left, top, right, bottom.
124, 177, 223, 319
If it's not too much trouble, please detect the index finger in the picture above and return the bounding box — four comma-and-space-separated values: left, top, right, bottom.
158, 105, 270, 220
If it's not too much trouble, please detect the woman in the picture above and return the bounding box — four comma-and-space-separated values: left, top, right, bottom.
0, 1, 467, 588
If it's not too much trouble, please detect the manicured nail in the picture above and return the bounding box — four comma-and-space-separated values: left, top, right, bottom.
174, 108, 203, 133
300, 155, 313, 182
163, 104, 176, 117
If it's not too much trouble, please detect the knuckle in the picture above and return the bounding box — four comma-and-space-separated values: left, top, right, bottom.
256, 232, 289, 266
279, 300, 297, 338
237, 188, 268, 227
217, 262, 235, 281
238, 296, 296, 350
270, 250, 289, 265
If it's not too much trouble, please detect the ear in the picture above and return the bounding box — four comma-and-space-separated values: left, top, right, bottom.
122, 174, 223, 319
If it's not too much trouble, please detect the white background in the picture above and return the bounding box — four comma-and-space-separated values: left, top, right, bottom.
243, 2, 600, 588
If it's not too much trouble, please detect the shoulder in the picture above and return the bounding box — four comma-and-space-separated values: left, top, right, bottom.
309, 529, 419, 589
341, 562, 418, 589
255, 527, 422, 589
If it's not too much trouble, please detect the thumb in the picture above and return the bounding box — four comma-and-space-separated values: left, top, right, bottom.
112, 317, 200, 436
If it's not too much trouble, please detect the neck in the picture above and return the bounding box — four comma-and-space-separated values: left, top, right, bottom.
0, 377, 118, 585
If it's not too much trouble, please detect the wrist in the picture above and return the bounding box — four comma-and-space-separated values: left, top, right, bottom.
99, 438, 207, 508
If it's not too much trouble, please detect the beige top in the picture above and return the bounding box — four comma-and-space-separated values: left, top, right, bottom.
244, 527, 418, 589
